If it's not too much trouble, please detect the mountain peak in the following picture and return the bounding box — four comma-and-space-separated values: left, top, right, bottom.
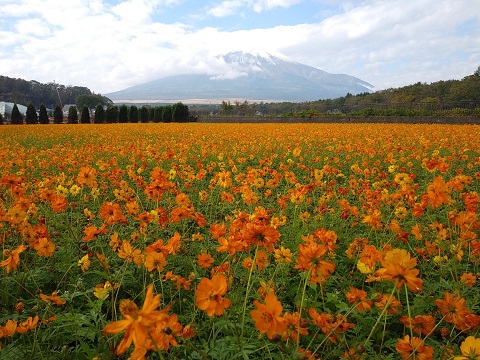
106, 51, 373, 103
221, 50, 296, 62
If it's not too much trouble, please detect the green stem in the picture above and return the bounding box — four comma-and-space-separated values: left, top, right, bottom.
240, 244, 259, 341
296, 266, 313, 349
363, 285, 396, 347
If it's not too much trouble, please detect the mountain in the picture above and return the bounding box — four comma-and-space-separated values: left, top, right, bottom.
106, 51, 374, 103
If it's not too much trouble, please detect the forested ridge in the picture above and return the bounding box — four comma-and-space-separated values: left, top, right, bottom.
0, 76, 111, 109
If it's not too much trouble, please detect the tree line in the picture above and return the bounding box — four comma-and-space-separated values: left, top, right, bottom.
0, 76, 112, 109
2, 102, 193, 125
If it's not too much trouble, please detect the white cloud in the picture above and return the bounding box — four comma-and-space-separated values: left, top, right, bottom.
251, 0, 302, 12
207, 0, 301, 17
0, 0, 479, 95
207, 0, 244, 17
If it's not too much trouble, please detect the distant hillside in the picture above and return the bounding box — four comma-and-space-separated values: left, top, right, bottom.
0, 76, 110, 109
223, 71, 480, 116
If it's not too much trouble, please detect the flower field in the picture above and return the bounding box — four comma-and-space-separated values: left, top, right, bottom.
0, 123, 479, 359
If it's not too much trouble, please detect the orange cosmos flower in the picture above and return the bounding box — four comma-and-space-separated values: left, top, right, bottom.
195, 273, 230, 317
216, 236, 244, 256
434, 292, 472, 330
149, 312, 183, 352
77, 166, 97, 187
345, 287, 372, 312
241, 223, 280, 251
460, 272, 477, 287
32, 237, 55, 257
251, 293, 287, 340
144, 251, 167, 272
374, 248, 423, 292
295, 242, 336, 284
82, 224, 108, 242
40, 291, 66, 306
50, 195, 68, 212
274, 246, 293, 264
400, 314, 435, 336
0, 319, 17, 337
374, 293, 402, 314
197, 252, 214, 269
454, 336, 480, 360
99, 202, 127, 225
425, 176, 452, 209
308, 308, 354, 343
361, 209, 382, 229
118, 240, 143, 266
283, 311, 308, 342
0, 244, 28, 273
102, 284, 168, 355
15, 315, 39, 334
242, 257, 255, 270
395, 335, 434, 360
255, 250, 269, 271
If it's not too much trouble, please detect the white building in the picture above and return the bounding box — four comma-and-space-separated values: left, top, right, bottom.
0, 101, 27, 119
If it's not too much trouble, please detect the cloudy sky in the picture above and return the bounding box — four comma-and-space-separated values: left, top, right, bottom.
1, 0, 479, 95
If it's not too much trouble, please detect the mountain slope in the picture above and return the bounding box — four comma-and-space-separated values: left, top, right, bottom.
106, 51, 374, 102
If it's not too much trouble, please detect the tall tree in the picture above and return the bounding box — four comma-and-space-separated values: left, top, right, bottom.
53, 105, 63, 124
162, 105, 173, 123
26, 103, 38, 124
80, 106, 90, 124
118, 104, 128, 123
67, 106, 79, 124
140, 106, 149, 123
172, 102, 189, 122
105, 105, 118, 123
94, 104, 105, 124
11, 103, 23, 124
129, 105, 138, 123
39, 104, 49, 124
153, 106, 163, 123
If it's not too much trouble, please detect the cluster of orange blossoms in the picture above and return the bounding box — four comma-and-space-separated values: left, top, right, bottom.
1, 123, 480, 359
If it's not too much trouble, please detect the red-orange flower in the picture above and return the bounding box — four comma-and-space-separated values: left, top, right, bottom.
0, 244, 28, 273
16, 315, 39, 334
396, 335, 434, 360
434, 292, 472, 330
251, 293, 287, 339
197, 252, 214, 269
102, 284, 168, 355
40, 291, 66, 306
82, 224, 108, 242
99, 201, 127, 225
400, 314, 435, 336
195, 273, 230, 317
425, 176, 452, 208
295, 242, 336, 284
32, 237, 55, 257
345, 287, 372, 312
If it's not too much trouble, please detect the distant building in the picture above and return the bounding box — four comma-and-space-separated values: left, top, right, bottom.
0, 101, 27, 119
